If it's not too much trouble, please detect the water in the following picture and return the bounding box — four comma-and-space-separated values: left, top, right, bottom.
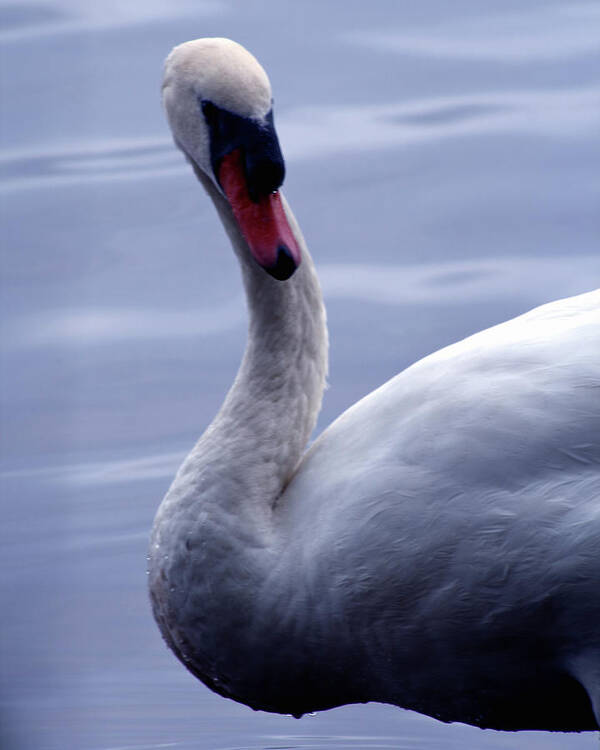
1, 1, 599, 748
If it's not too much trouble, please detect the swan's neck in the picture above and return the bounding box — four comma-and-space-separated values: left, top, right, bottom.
149, 171, 328, 709
195, 171, 328, 513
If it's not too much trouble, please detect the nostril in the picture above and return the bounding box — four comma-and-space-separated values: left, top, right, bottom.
266, 245, 297, 281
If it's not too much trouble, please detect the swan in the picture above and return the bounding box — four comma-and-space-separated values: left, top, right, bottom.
148, 37, 600, 732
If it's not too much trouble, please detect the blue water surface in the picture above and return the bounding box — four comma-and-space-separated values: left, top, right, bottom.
1, 1, 599, 748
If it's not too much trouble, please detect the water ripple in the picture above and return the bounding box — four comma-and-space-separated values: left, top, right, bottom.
257, 736, 427, 750
0, 450, 184, 485
344, 3, 600, 61
0, 138, 184, 192
280, 87, 600, 162
318, 256, 600, 307
6, 298, 245, 348
0, 0, 225, 42
6, 256, 598, 349
0, 3, 65, 30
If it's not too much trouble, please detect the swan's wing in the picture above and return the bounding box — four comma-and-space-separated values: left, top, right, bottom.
276, 288, 600, 624
286, 288, 599, 506
252, 289, 599, 728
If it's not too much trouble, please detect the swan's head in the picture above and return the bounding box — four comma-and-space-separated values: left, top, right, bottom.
163, 38, 300, 280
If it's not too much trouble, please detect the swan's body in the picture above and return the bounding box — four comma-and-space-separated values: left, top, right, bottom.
149, 38, 600, 731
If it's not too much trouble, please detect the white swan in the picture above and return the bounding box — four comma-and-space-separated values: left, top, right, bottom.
149, 38, 600, 731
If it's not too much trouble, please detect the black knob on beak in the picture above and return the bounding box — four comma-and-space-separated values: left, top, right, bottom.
202, 100, 286, 202
266, 245, 297, 281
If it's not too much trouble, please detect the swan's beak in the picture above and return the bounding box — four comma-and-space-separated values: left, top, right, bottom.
201, 100, 301, 280
218, 149, 301, 280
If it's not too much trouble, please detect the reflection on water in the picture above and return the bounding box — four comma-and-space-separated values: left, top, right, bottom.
1, 1, 599, 748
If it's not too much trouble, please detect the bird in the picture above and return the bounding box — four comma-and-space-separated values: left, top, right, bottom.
148, 37, 600, 732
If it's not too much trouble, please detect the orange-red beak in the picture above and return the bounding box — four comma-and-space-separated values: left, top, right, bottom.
218, 148, 301, 280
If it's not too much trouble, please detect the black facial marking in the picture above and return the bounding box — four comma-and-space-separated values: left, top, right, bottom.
201, 99, 285, 202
